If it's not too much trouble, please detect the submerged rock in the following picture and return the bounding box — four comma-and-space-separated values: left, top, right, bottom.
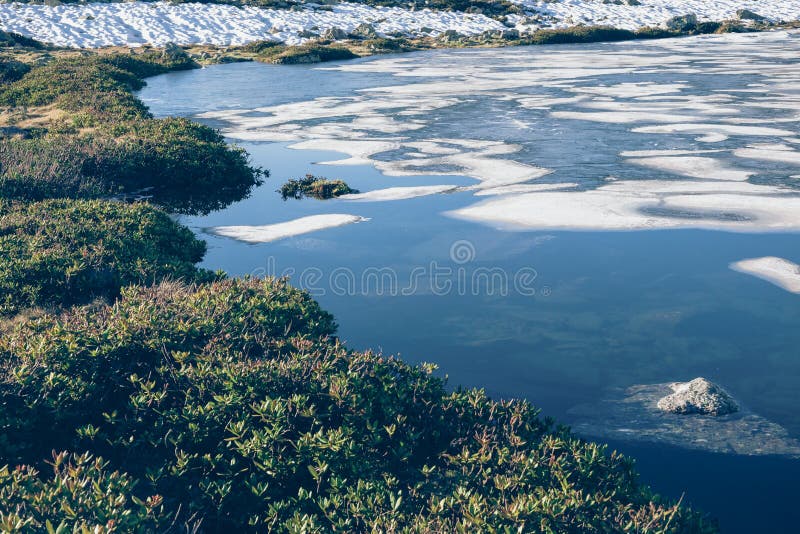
657, 377, 739, 415
567, 382, 800, 458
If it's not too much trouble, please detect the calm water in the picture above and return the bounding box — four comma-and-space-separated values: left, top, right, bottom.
140, 33, 800, 532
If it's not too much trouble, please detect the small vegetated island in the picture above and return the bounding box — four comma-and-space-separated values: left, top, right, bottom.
0, 30, 720, 533
279, 174, 359, 200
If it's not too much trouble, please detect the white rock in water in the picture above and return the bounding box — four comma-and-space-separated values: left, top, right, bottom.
657, 378, 739, 416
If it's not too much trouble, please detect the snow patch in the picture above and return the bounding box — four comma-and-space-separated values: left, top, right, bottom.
210, 214, 368, 243
340, 185, 458, 201
0, 1, 504, 48
447, 180, 800, 232
626, 156, 753, 181
730, 256, 800, 294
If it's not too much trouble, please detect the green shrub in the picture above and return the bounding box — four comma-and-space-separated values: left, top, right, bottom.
0, 30, 44, 50
237, 39, 283, 53
110, 118, 265, 209
0, 120, 263, 213
0, 136, 122, 201
279, 174, 358, 200
0, 52, 194, 117
634, 26, 681, 39
364, 37, 409, 52
695, 21, 724, 34
0, 279, 714, 532
0, 57, 147, 110
0, 452, 172, 533
267, 45, 359, 64
0, 199, 214, 315
0, 59, 30, 84
526, 26, 636, 45
0, 51, 262, 213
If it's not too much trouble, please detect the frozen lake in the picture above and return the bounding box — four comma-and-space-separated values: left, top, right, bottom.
140, 30, 800, 532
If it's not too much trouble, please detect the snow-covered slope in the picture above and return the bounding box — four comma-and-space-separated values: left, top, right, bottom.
515, 0, 800, 31
0, 0, 798, 48
0, 2, 504, 47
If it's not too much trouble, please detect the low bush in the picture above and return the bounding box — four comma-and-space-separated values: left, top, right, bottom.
279, 174, 358, 199
0, 452, 172, 533
0, 58, 30, 85
0, 52, 194, 118
364, 37, 409, 52
634, 26, 681, 40
0, 51, 264, 213
525, 26, 636, 45
0, 199, 214, 315
0, 30, 44, 50
0, 279, 715, 532
266, 45, 359, 64
236, 39, 283, 54
0, 125, 263, 213
109, 117, 266, 213
0, 135, 122, 200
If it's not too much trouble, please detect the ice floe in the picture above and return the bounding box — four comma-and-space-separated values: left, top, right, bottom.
210, 214, 368, 243
627, 156, 753, 181
551, 110, 701, 124
290, 139, 402, 166
473, 183, 580, 196
730, 256, 800, 293
734, 144, 800, 165
339, 185, 458, 201
196, 30, 800, 233
633, 123, 797, 138
447, 180, 800, 232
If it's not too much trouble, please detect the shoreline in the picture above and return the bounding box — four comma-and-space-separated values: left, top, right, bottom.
1, 0, 799, 66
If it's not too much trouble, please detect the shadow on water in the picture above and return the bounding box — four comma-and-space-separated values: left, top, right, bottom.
606, 440, 800, 534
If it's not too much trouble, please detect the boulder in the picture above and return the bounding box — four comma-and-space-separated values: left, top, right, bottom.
736, 9, 766, 22
568, 381, 800, 457
296, 29, 320, 39
322, 27, 348, 40
438, 30, 464, 44
657, 377, 739, 416
500, 29, 520, 40
162, 42, 189, 61
350, 23, 378, 39
665, 13, 698, 32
